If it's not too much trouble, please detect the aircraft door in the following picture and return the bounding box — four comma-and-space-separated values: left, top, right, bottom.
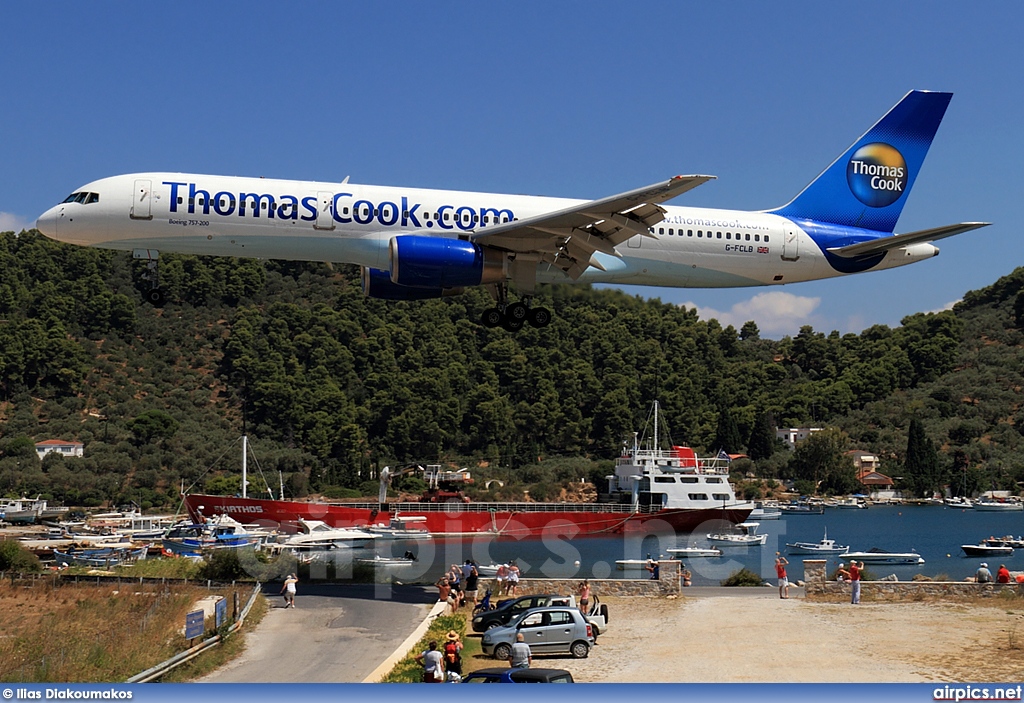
314, 192, 336, 231
782, 227, 800, 261
130, 179, 153, 220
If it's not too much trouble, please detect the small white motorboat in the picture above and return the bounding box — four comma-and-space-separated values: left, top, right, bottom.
355, 554, 417, 567
840, 548, 925, 565
666, 546, 723, 558
786, 529, 848, 555
366, 514, 431, 539
707, 522, 767, 546
961, 543, 1014, 557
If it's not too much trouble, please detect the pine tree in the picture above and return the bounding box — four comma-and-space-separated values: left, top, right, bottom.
747, 413, 776, 462
904, 417, 939, 498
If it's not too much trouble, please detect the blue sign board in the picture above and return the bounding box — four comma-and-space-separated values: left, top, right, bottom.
215, 598, 227, 628
185, 609, 205, 640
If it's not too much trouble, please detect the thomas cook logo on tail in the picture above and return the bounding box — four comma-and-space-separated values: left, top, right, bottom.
846, 143, 907, 208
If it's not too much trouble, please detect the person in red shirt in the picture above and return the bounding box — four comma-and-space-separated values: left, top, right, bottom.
849, 561, 862, 604
996, 564, 1012, 583
775, 554, 789, 599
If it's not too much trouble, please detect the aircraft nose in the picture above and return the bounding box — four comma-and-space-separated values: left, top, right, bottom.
35, 206, 58, 238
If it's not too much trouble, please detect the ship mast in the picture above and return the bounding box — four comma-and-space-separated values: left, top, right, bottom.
242, 435, 248, 499
653, 400, 659, 454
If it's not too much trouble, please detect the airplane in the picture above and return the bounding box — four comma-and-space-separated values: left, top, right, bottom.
35, 90, 988, 331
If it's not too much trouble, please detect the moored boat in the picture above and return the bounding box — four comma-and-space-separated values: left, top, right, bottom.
268, 518, 377, 552
707, 522, 767, 546
366, 514, 430, 539
961, 543, 1014, 557
840, 548, 925, 565
971, 499, 1023, 512
666, 545, 723, 558
183, 403, 754, 537
786, 529, 848, 555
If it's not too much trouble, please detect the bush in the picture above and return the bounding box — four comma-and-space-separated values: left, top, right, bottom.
721, 567, 764, 587
0, 540, 42, 571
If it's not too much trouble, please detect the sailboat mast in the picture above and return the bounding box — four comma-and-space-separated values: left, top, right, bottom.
653, 400, 659, 453
242, 435, 248, 499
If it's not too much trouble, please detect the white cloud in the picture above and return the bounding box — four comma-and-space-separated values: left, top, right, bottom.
0, 212, 32, 233
680, 291, 821, 337
926, 299, 959, 315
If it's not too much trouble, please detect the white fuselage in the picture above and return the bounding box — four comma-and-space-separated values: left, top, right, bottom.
35, 172, 935, 290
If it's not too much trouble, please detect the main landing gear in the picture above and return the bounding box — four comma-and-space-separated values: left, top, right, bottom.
135, 249, 166, 307
481, 301, 552, 331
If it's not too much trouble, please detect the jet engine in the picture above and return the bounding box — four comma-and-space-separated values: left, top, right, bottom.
361, 267, 464, 300
389, 235, 506, 288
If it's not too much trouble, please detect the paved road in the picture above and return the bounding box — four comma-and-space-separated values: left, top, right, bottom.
198, 583, 435, 683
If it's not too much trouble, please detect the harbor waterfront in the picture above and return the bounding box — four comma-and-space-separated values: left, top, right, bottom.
324, 503, 1024, 587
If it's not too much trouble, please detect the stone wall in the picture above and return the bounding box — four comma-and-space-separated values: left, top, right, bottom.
508, 560, 681, 597
802, 559, 1024, 601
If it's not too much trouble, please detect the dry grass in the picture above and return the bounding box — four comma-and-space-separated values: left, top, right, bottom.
0, 578, 247, 682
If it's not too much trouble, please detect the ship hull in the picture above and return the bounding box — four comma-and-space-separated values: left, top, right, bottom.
183, 494, 751, 538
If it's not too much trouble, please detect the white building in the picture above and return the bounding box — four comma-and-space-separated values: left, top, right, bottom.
776, 427, 822, 450
35, 439, 84, 460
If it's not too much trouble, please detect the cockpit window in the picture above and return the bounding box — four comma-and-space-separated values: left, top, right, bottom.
61, 192, 99, 204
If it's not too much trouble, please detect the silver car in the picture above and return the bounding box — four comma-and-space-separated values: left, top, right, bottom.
480, 606, 595, 660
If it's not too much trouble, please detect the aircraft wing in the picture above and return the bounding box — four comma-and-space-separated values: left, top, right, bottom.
471, 175, 715, 280
827, 222, 990, 258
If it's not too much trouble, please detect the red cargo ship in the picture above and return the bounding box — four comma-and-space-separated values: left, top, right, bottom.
184, 438, 753, 538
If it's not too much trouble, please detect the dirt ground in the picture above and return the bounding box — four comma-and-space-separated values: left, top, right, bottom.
555, 593, 1024, 682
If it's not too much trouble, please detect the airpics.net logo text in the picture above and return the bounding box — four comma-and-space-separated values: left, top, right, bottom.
846, 142, 907, 208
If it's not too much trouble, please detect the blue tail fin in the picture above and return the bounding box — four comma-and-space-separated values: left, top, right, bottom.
768, 91, 951, 233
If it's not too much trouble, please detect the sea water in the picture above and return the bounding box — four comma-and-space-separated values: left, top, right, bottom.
358, 504, 1024, 586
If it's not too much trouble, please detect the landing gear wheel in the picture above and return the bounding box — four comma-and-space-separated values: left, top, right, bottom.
527, 307, 552, 328
481, 307, 503, 328
145, 288, 166, 306
501, 315, 524, 332
506, 302, 528, 322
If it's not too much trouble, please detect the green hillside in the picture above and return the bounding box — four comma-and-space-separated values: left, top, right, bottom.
1, 229, 1022, 508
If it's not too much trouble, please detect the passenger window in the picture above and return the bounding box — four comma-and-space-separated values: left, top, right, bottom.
687, 230, 693, 236
765, 236, 769, 243
745, 234, 751, 241
717, 232, 722, 239
755, 234, 760, 242
697, 231, 702, 237
688, 493, 709, 500
444, 213, 449, 221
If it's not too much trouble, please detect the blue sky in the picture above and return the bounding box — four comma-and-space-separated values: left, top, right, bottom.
2, 3, 1019, 338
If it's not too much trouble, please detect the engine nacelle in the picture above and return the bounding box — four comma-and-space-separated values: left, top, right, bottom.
389, 235, 506, 288
361, 267, 464, 300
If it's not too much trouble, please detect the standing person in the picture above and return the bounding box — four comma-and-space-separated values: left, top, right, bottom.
976, 562, 993, 583
415, 641, 445, 683
646, 558, 660, 580
464, 563, 480, 607
495, 563, 509, 596
443, 630, 463, 680
578, 579, 591, 613
507, 560, 520, 596
775, 554, 789, 599
436, 577, 453, 607
508, 632, 532, 669
682, 566, 692, 587
280, 573, 298, 608
997, 564, 1012, 583
849, 560, 862, 604
837, 563, 850, 582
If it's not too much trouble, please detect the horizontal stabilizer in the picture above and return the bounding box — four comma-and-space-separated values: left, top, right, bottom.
827, 222, 990, 258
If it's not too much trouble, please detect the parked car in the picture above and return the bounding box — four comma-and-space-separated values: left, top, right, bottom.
473, 593, 610, 635
472, 593, 569, 632
480, 606, 595, 660
462, 667, 575, 683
